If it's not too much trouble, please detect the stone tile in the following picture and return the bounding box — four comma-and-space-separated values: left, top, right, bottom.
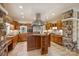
8, 42, 79, 56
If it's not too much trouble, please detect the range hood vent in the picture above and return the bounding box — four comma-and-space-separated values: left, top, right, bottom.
32, 13, 44, 26
32, 13, 44, 33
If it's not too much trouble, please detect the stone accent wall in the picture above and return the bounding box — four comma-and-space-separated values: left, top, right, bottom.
77, 20, 79, 50
62, 19, 77, 51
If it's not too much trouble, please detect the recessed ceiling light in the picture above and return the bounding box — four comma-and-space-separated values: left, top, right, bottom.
21, 12, 24, 15
46, 16, 49, 19
22, 16, 24, 18
52, 13, 55, 16
19, 5, 23, 9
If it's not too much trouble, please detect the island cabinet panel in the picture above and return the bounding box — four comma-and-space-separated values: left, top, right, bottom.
12, 35, 18, 48
47, 34, 51, 47
27, 36, 36, 51
35, 36, 41, 49
27, 34, 50, 55
41, 35, 48, 55
27, 35, 41, 51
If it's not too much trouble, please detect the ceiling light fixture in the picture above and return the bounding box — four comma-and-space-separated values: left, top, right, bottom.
22, 16, 24, 18
52, 13, 55, 16
19, 5, 23, 9
21, 12, 24, 15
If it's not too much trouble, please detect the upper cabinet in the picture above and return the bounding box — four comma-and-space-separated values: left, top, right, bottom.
45, 21, 52, 30
56, 20, 62, 29
52, 23, 57, 27
62, 9, 73, 19
12, 20, 20, 30
45, 20, 62, 30
62, 9, 79, 20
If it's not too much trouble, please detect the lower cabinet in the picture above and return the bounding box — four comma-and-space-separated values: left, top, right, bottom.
0, 35, 18, 56
27, 35, 36, 51
12, 35, 18, 48
18, 33, 27, 42
27, 35, 42, 51
0, 45, 8, 56
51, 35, 62, 45
27, 34, 50, 52
35, 36, 41, 49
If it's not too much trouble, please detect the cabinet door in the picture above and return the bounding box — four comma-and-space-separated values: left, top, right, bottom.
35, 36, 41, 49
47, 35, 50, 47
18, 33, 27, 42
13, 21, 19, 30
13, 36, 17, 48
51, 36, 54, 42
27, 36, 36, 51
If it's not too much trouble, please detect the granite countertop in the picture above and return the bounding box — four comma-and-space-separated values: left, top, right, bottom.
6, 34, 18, 38
31, 33, 49, 36
51, 33, 63, 37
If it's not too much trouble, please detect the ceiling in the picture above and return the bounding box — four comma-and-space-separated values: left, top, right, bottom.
3, 3, 79, 23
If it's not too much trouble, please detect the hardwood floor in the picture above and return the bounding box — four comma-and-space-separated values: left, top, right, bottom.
8, 42, 79, 56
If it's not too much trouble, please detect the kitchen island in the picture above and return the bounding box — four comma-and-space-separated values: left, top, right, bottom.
27, 33, 50, 55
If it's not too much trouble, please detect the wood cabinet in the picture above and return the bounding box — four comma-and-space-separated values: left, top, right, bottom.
52, 23, 57, 27
0, 34, 18, 56
52, 20, 62, 29
18, 33, 28, 42
12, 35, 18, 48
0, 45, 8, 56
46, 21, 52, 30
35, 36, 41, 49
51, 34, 62, 45
41, 35, 48, 55
47, 34, 51, 47
27, 35, 36, 51
56, 20, 62, 29
7, 39, 13, 52
6, 35, 18, 52
12, 21, 20, 30
27, 34, 50, 54
27, 35, 41, 51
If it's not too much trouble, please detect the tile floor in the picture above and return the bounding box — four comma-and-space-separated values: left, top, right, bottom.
8, 42, 79, 56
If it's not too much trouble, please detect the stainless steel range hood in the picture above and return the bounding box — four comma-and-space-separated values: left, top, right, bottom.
32, 13, 44, 33
32, 13, 43, 26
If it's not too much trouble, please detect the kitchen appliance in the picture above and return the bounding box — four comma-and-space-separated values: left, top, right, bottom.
32, 13, 44, 33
